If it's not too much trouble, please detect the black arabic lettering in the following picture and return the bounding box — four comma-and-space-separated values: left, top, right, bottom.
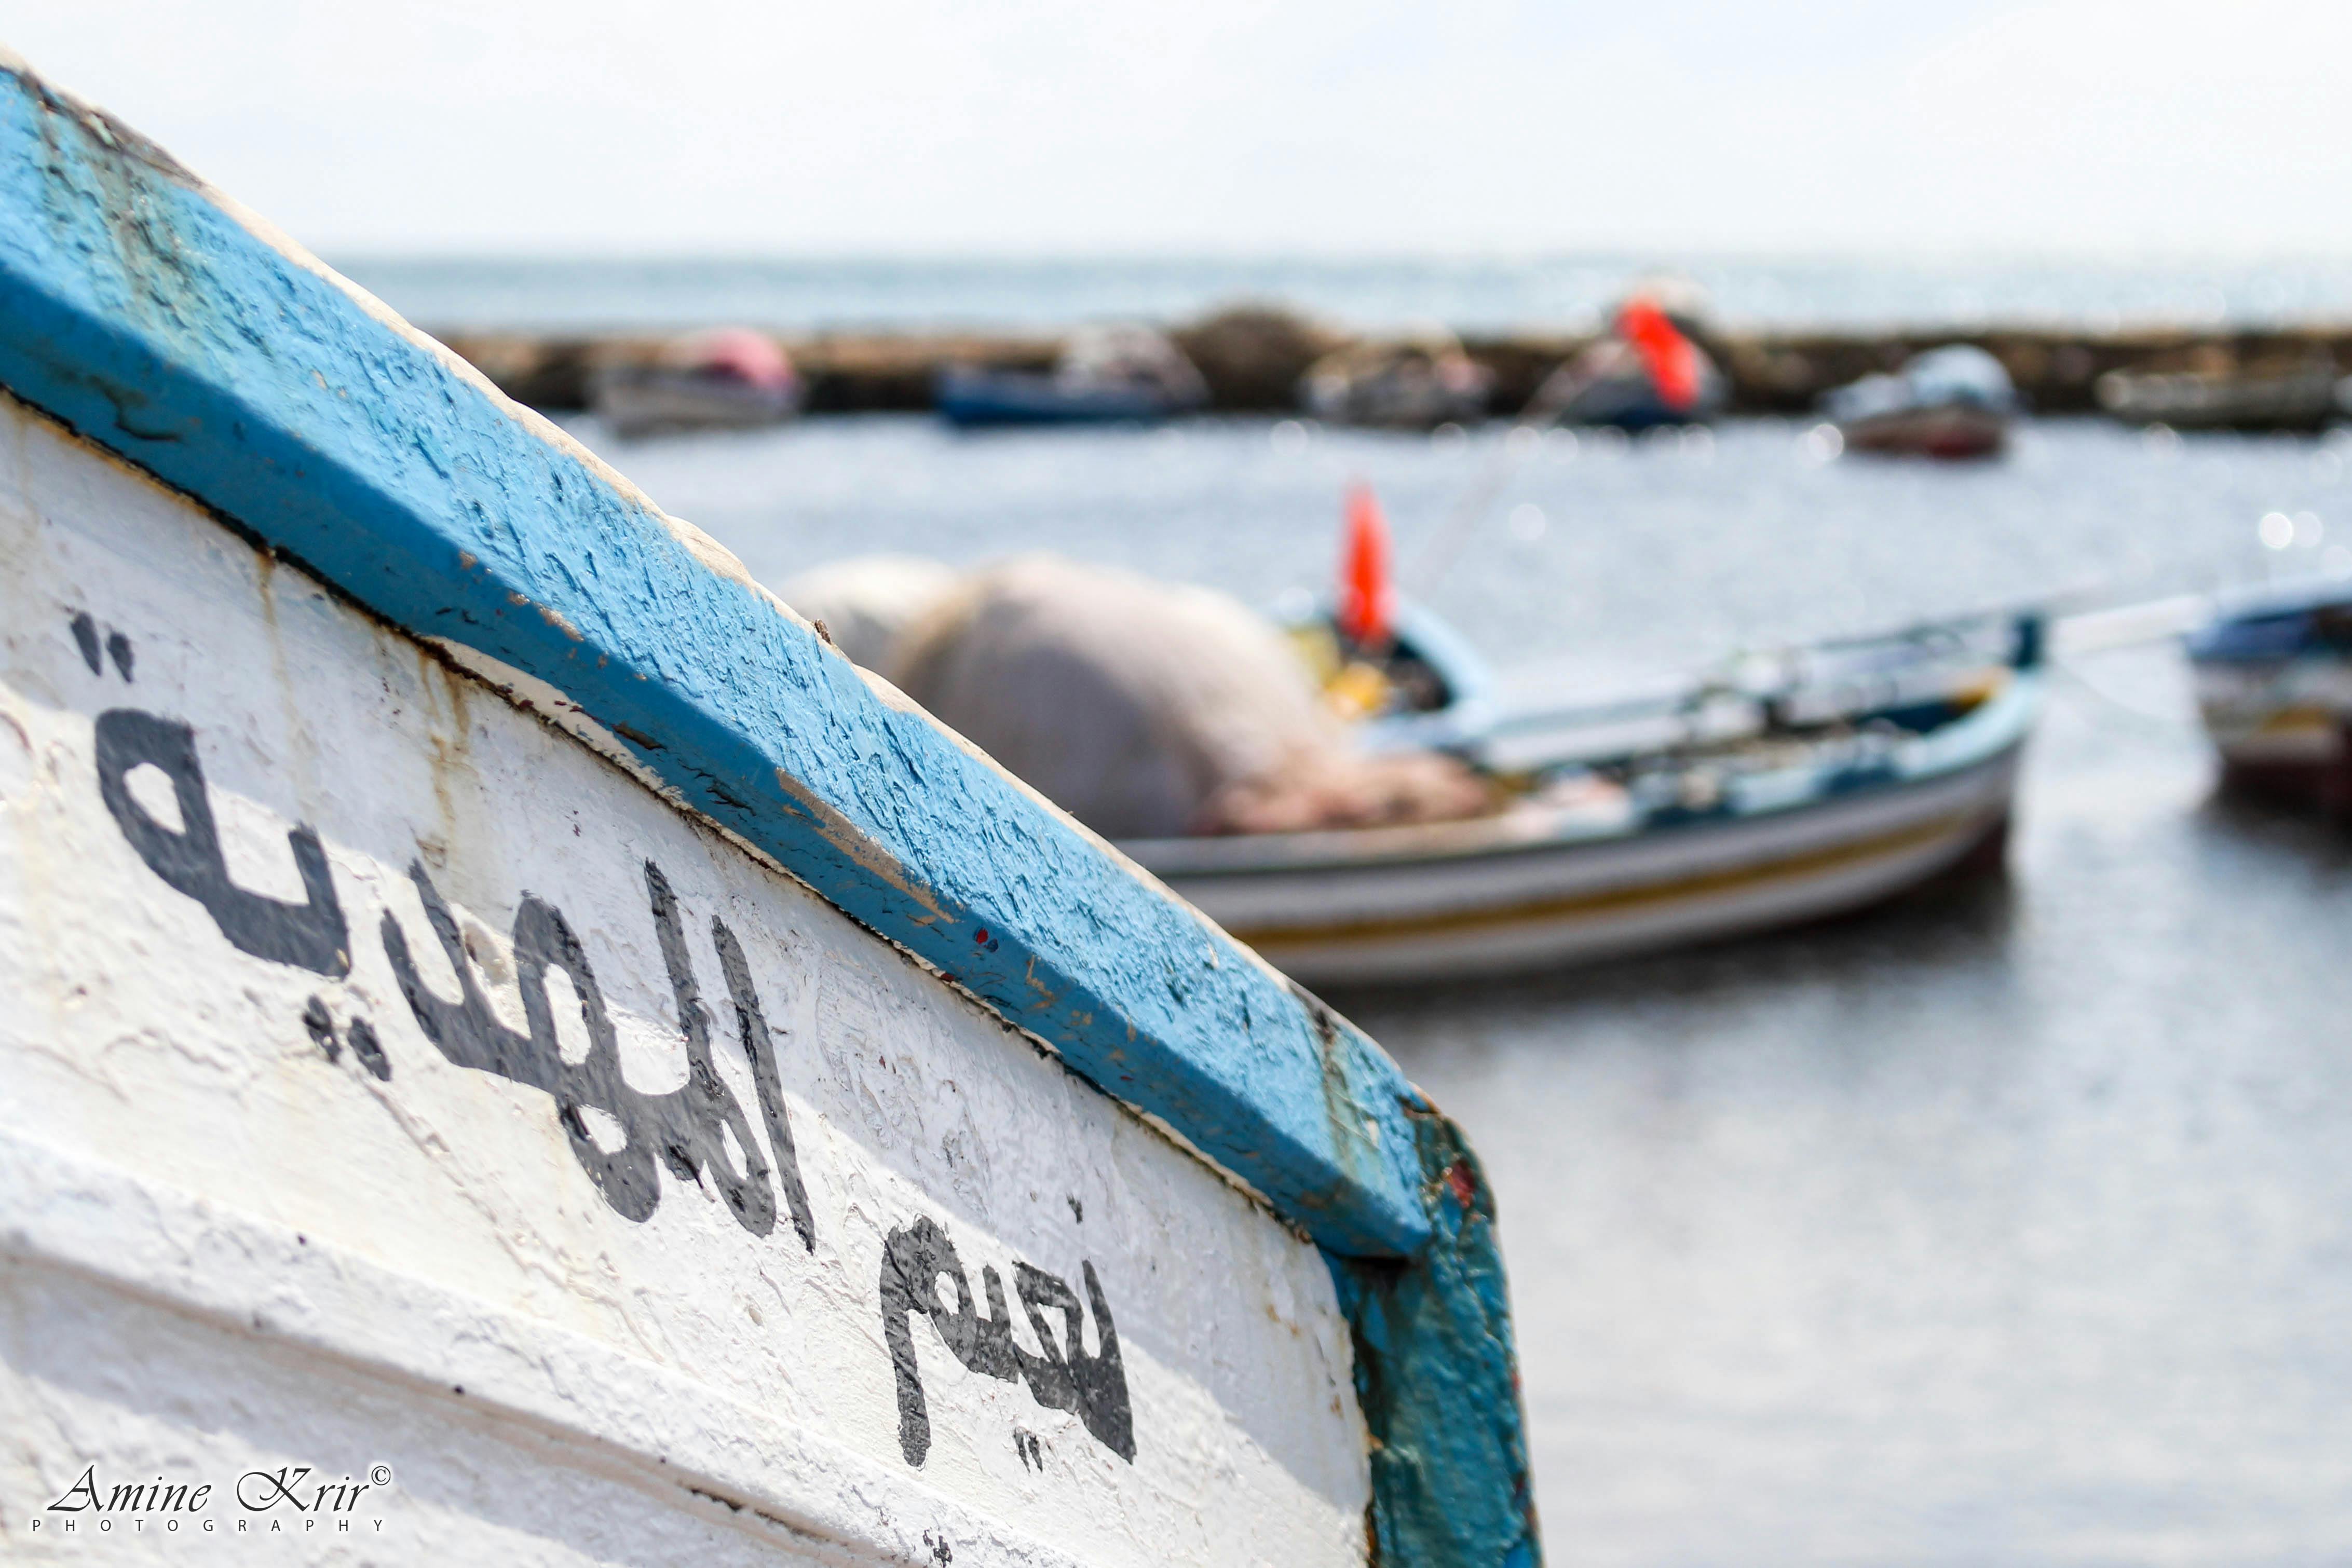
94, 708, 350, 977
880, 1215, 1133, 1467
710, 908, 817, 1251
644, 860, 791, 1240
379, 858, 814, 1246
1012, 1259, 1135, 1460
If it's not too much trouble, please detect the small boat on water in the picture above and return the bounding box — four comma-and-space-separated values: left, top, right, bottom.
794, 494, 2046, 988
2096, 362, 2347, 433
1535, 294, 1728, 431
591, 326, 804, 438
1299, 330, 1493, 429
936, 324, 1208, 427
1129, 607, 2043, 985
2186, 580, 2352, 814
1824, 345, 2018, 459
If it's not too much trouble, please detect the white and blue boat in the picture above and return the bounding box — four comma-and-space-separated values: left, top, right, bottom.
0, 51, 1534, 1566
1823, 345, 2018, 460
2185, 579, 2352, 814
1133, 610, 2044, 984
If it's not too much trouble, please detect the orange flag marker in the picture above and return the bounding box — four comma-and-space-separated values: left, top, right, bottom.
1617, 297, 1701, 413
1338, 482, 1396, 649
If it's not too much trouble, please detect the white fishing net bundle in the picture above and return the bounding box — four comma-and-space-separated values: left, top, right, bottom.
788, 553, 1486, 839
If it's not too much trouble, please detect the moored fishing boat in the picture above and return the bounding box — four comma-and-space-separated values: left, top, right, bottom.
1299, 330, 1493, 429
1534, 294, 1727, 431
1824, 345, 2017, 459
591, 326, 804, 438
1128, 610, 2043, 985
0, 54, 1535, 1566
2185, 579, 2352, 814
936, 324, 1208, 428
2095, 362, 2346, 433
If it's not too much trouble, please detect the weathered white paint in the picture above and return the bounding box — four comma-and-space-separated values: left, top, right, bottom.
0, 395, 1370, 1563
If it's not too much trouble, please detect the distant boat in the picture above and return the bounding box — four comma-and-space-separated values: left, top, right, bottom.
591, 327, 803, 438
936, 324, 1208, 427
1535, 297, 1728, 431
1127, 608, 2044, 984
1298, 330, 1492, 429
2186, 580, 2352, 814
2096, 363, 2346, 433
1824, 345, 2017, 459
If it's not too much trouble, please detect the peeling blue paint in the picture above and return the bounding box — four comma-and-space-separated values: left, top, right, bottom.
0, 60, 1538, 1564
1333, 1113, 1542, 1567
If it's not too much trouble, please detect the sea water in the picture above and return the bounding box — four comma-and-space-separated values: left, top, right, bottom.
574, 412, 2352, 1565
348, 253, 2352, 336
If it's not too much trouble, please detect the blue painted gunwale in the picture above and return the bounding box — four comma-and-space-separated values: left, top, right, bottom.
0, 56, 1538, 1565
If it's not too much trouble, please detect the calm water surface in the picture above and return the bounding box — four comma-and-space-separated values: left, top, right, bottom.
353, 253, 2352, 336
579, 415, 2352, 1564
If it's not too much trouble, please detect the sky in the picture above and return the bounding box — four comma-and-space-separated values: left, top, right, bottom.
6, 1, 2351, 259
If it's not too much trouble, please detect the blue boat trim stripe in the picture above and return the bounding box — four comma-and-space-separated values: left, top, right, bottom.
0, 56, 1538, 1563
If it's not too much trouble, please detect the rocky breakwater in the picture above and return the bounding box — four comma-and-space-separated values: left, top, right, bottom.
437, 309, 2352, 420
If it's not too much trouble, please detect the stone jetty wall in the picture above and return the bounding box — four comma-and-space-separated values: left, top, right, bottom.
438, 311, 2352, 419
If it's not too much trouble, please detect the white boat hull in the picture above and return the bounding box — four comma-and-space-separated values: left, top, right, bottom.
2194, 655, 2352, 812
0, 396, 1370, 1564
1135, 698, 2031, 985
1838, 403, 2008, 459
